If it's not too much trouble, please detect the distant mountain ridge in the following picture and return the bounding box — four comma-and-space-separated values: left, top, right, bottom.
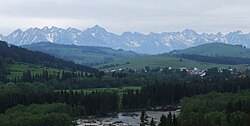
23, 42, 141, 66
1, 25, 250, 54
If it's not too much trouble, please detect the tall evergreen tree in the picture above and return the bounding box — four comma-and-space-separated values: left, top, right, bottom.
150, 118, 156, 126
159, 115, 167, 126
173, 114, 178, 126
167, 112, 173, 126
140, 111, 149, 126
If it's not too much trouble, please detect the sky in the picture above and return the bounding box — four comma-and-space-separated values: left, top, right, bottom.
0, 0, 250, 35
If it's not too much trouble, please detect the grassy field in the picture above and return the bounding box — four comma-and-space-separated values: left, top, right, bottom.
95, 55, 244, 70
7, 62, 63, 80
55, 86, 141, 96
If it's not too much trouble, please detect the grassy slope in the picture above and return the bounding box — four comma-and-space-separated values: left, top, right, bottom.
55, 86, 141, 100
57, 86, 141, 93
176, 42, 250, 58
95, 55, 243, 70
7, 62, 63, 80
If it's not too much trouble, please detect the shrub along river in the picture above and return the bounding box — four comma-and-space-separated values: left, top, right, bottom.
77, 110, 180, 126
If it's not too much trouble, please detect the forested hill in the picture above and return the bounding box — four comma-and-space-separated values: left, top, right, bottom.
0, 41, 97, 73
171, 42, 250, 58
23, 42, 141, 66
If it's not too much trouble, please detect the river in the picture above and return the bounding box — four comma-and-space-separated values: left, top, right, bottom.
76, 110, 180, 126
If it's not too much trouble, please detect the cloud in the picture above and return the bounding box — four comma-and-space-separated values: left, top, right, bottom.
0, 0, 250, 35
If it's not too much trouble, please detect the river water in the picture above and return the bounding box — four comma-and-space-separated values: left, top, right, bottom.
77, 110, 180, 126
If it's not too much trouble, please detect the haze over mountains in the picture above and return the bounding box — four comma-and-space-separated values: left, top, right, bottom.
1, 25, 250, 54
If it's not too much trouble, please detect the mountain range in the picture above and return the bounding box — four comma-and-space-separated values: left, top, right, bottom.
1, 25, 250, 54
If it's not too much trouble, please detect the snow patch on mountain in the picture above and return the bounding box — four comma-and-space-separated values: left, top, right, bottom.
91, 33, 96, 37
46, 33, 55, 42
125, 41, 141, 47
164, 42, 172, 48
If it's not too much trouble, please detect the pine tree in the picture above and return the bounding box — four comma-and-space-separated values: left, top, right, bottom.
159, 115, 167, 126
167, 112, 173, 126
150, 118, 156, 126
173, 114, 178, 126
140, 111, 149, 126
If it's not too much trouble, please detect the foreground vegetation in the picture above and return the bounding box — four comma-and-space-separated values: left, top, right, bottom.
0, 103, 73, 126
179, 91, 250, 126
140, 91, 250, 126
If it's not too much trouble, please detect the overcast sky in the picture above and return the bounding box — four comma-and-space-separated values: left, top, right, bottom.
0, 0, 250, 35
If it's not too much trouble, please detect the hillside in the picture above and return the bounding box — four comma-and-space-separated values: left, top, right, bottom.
172, 42, 250, 58
95, 55, 242, 70
0, 41, 97, 73
23, 42, 141, 66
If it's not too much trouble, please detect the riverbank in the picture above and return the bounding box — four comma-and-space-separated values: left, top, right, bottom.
76, 110, 180, 126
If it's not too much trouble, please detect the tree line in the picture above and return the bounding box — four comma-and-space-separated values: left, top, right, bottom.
140, 111, 178, 126
0, 82, 119, 116
122, 73, 250, 109
8, 69, 144, 89
176, 54, 250, 65
0, 58, 7, 82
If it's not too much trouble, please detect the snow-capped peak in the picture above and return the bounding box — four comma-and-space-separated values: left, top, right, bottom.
86, 25, 107, 33
42, 26, 49, 31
